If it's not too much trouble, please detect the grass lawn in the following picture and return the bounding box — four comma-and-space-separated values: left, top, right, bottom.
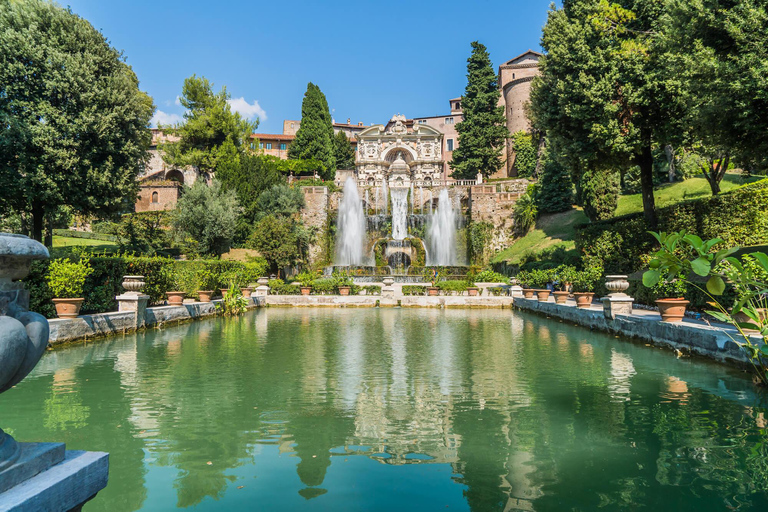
493, 172, 761, 266
52, 235, 117, 252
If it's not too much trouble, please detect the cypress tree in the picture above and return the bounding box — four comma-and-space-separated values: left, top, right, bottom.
450, 41, 509, 180
333, 131, 356, 170
288, 83, 335, 178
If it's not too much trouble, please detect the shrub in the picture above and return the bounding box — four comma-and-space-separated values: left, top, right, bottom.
536, 149, 572, 213
513, 188, 538, 236
216, 287, 249, 316
268, 278, 300, 295
516, 268, 551, 289
52, 229, 117, 242
571, 265, 603, 293
361, 285, 381, 295
310, 278, 337, 295
474, 270, 509, 284
46, 258, 93, 298
511, 131, 537, 177
579, 169, 620, 221
436, 280, 469, 294
469, 222, 494, 265
402, 285, 427, 296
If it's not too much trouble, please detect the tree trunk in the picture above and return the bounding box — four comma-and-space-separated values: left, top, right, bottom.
31, 203, 44, 243
44, 215, 53, 247
664, 145, 676, 183
638, 141, 658, 229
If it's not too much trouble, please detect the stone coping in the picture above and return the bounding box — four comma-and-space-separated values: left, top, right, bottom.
513, 296, 763, 368
265, 295, 514, 308
48, 297, 263, 346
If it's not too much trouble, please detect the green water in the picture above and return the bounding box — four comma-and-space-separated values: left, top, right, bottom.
2, 308, 768, 511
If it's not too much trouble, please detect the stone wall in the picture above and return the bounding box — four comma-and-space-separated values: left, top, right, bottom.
300, 187, 330, 265
135, 184, 181, 212
469, 179, 529, 255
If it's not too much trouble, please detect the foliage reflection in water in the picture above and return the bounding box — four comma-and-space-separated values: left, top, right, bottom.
2, 309, 768, 511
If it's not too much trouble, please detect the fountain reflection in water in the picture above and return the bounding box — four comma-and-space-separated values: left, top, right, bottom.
336, 177, 369, 265
390, 188, 409, 240
427, 189, 457, 265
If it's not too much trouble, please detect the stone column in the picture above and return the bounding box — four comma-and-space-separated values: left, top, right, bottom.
116, 275, 149, 330
602, 275, 634, 319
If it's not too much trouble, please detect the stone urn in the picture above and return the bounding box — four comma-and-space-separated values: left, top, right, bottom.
573, 292, 595, 309
121, 275, 145, 293
382, 277, 395, 287
257, 277, 269, 286
166, 291, 185, 306
0, 234, 50, 469
535, 289, 551, 302
605, 275, 630, 295
553, 291, 570, 304
522, 289, 536, 299
656, 298, 690, 322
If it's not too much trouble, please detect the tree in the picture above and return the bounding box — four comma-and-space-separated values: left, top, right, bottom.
160, 75, 256, 175
510, 131, 537, 178
247, 215, 304, 272
0, 0, 155, 242
171, 180, 240, 256
530, 1, 684, 228
450, 42, 509, 180
659, 0, 768, 191
288, 83, 335, 180
253, 184, 305, 220
333, 131, 356, 170
580, 169, 620, 221
536, 146, 573, 213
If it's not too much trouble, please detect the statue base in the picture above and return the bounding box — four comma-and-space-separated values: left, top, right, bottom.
602, 295, 634, 319
0, 442, 108, 511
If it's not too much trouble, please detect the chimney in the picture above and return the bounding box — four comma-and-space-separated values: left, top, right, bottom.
347, 118, 351, 124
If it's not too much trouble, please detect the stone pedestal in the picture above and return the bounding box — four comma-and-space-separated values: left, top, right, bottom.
509, 285, 524, 297
381, 277, 395, 300
253, 277, 270, 298
116, 293, 149, 329
602, 275, 634, 319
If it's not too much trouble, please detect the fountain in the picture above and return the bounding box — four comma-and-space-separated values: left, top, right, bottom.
336, 177, 369, 266
0, 233, 108, 509
390, 188, 409, 240
427, 189, 458, 266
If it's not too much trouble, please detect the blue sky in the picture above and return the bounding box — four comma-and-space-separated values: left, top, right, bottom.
64, 0, 552, 133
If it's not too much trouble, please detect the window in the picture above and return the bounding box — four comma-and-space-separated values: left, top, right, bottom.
290, 123, 295, 129
417, 119, 427, 124
280, 143, 286, 151
151, 191, 158, 203
454, 101, 461, 110
445, 117, 454, 124
266, 143, 272, 150
447, 139, 454, 151
258, 142, 264, 149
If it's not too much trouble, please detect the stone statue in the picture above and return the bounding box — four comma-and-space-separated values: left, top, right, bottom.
0, 233, 49, 471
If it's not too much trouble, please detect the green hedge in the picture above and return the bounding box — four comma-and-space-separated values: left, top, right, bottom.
26, 255, 267, 318
52, 229, 118, 242
402, 285, 427, 296
575, 179, 768, 273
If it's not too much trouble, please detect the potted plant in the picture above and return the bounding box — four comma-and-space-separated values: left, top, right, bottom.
424, 268, 442, 296
165, 266, 186, 306
466, 269, 479, 296
336, 274, 353, 296
653, 279, 689, 322
46, 258, 93, 318
516, 270, 537, 299
297, 271, 314, 296
519, 268, 551, 301
572, 266, 602, 309
196, 266, 216, 303
553, 265, 576, 304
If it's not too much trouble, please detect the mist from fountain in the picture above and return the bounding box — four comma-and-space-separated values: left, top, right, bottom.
390, 188, 409, 240
427, 188, 457, 265
336, 177, 369, 265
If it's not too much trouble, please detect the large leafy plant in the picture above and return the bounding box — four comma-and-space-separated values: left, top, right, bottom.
643, 231, 768, 385
46, 258, 93, 298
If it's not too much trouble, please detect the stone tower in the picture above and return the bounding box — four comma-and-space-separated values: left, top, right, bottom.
498, 50, 542, 177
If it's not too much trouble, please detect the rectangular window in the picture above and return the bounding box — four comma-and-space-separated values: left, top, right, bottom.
258, 142, 264, 150
280, 143, 286, 150
417, 119, 427, 124
266, 143, 272, 150
447, 139, 454, 151
445, 117, 454, 124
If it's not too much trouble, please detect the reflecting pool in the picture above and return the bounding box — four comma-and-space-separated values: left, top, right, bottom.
2, 308, 768, 511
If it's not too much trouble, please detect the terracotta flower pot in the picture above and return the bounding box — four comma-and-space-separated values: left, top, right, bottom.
52, 298, 84, 319
197, 290, 213, 303
467, 287, 479, 296
553, 291, 570, 304
656, 298, 690, 322
241, 287, 253, 298
573, 292, 595, 309
338, 286, 351, 296
522, 289, 536, 299
428, 287, 439, 296
166, 291, 185, 306
300, 287, 311, 296
535, 289, 551, 302
219, 288, 228, 297
733, 308, 768, 331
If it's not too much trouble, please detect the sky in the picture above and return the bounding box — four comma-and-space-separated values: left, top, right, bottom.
63, 0, 553, 134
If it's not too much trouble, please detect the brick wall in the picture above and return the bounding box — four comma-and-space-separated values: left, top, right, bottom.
135, 184, 181, 212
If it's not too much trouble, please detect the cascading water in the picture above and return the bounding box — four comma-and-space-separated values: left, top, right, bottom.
427, 189, 457, 265
390, 188, 409, 240
336, 177, 368, 265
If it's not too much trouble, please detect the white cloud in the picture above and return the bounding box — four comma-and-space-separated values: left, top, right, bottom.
151, 110, 184, 127
228, 97, 267, 122
175, 96, 182, 106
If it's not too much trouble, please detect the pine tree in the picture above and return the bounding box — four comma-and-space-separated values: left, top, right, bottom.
333, 131, 356, 170
288, 83, 335, 179
450, 42, 509, 180
535, 146, 572, 213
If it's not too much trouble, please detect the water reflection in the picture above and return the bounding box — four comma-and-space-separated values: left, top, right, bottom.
1, 308, 768, 511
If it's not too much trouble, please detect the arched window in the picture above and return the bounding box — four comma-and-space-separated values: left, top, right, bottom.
151, 191, 159, 203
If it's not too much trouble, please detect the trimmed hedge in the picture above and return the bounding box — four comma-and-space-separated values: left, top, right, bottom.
26, 255, 267, 318
575, 179, 768, 273
402, 285, 427, 296
52, 229, 118, 242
